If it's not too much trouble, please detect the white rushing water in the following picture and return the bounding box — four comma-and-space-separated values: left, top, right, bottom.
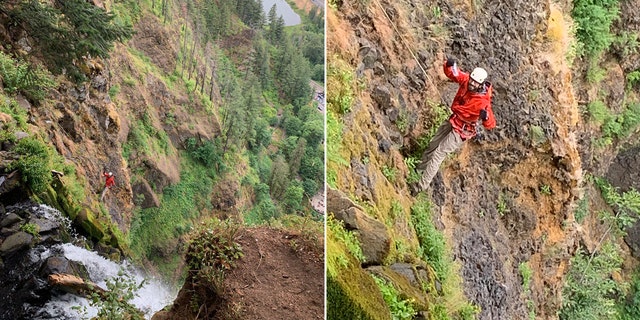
29, 205, 175, 320
37, 243, 176, 319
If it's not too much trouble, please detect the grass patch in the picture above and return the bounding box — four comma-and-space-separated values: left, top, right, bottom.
410, 196, 449, 284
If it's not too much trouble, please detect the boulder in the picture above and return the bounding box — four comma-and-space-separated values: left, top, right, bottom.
327, 188, 390, 265
0, 231, 33, 256
1, 213, 23, 228
132, 179, 160, 209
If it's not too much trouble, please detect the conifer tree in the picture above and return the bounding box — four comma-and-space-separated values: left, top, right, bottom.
4, 0, 133, 81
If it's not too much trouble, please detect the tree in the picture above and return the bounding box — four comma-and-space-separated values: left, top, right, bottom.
269, 155, 290, 199
282, 184, 304, 214
302, 119, 324, 148
4, 0, 133, 81
289, 137, 307, 179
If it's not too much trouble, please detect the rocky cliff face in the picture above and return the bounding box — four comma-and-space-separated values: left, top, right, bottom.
328, 0, 640, 318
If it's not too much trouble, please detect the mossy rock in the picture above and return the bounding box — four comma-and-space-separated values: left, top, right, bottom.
327, 234, 390, 320
47, 178, 81, 220
75, 208, 105, 241
367, 264, 432, 311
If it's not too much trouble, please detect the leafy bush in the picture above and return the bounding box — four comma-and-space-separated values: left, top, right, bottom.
327, 214, 365, 263
619, 273, 640, 319
81, 271, 145, 320
20, 222, 40, 237
0, 52, 55, 102
571, 0, 620, 58
559, 242, 624, 319
9, 137, 54, 194
327, 57, 355, 114
186, 219, 243, 290
373, 275, 417, 320
410, 196, 450, 283
185, 137, 226, 173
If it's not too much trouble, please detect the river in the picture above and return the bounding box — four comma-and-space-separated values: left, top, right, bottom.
262, 0, 301, 26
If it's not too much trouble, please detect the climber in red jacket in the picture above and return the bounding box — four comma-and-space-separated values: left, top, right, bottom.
412, 57, 496, 195
101, 171, 115, 201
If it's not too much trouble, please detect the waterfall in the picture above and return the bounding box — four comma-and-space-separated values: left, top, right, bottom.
3, 204, 176, 320
35, 243, 175, 319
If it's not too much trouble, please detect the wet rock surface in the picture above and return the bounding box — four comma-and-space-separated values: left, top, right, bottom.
0, 202, 72, 320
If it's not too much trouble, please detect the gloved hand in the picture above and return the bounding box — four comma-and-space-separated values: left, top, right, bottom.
479, 109, 488, 121
446, 57, 456, 67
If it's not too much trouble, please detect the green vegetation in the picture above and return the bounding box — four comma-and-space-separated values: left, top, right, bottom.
519, 262, 536, 320
574, 194, 590, 224
373, 275, 417, 320
560, 242, 624, 319
571, 0, 620, 59
382, 165, 398, 183
328, 214, 365, 264
540, 184, 552, 195
128, 157, 215, 276
410, 197, 450, 284
529, 125, 546, 147
403, 157, 421, 184
78, 272, 145, 320
1, 0, 133, 81
561, 177, 640, 319
20, 222, 40, 238
619, 273, 640, 319
0, 52, 55, 102
594, 177, 640, 229
327, 111, 348, 188
497, 192, 510, 216
9, 137, 55, 194
186, 219, 243, 290
594, 101, 640, 147
415, 102, 449, 157
327, 57, 355, 114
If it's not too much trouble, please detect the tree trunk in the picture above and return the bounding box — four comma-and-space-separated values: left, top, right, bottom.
48, 273, 107, 297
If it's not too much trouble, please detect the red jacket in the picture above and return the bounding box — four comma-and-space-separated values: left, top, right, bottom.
443, 61, 496, 139
104, 172, 115, 188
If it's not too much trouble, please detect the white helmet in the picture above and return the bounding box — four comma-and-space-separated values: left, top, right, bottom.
470, 67, 488, 83
108, 172, 113, 176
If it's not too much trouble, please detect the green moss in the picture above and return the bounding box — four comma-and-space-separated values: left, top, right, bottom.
327, 223, 390, 320
76, 208, 106, 241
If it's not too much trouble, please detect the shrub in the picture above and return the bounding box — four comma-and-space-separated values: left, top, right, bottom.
186, 219, 243, 290
82, 271, 145, 320
373, 275, 417, 320
0, 52, 55, 102
327, 214, 365, 263
559, 242, 623, 319
20, 222, 40, 237
327, 57, 354, 114
571, 0, 620, 58
9, 137, 53, 194
410, 196, 450, 283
